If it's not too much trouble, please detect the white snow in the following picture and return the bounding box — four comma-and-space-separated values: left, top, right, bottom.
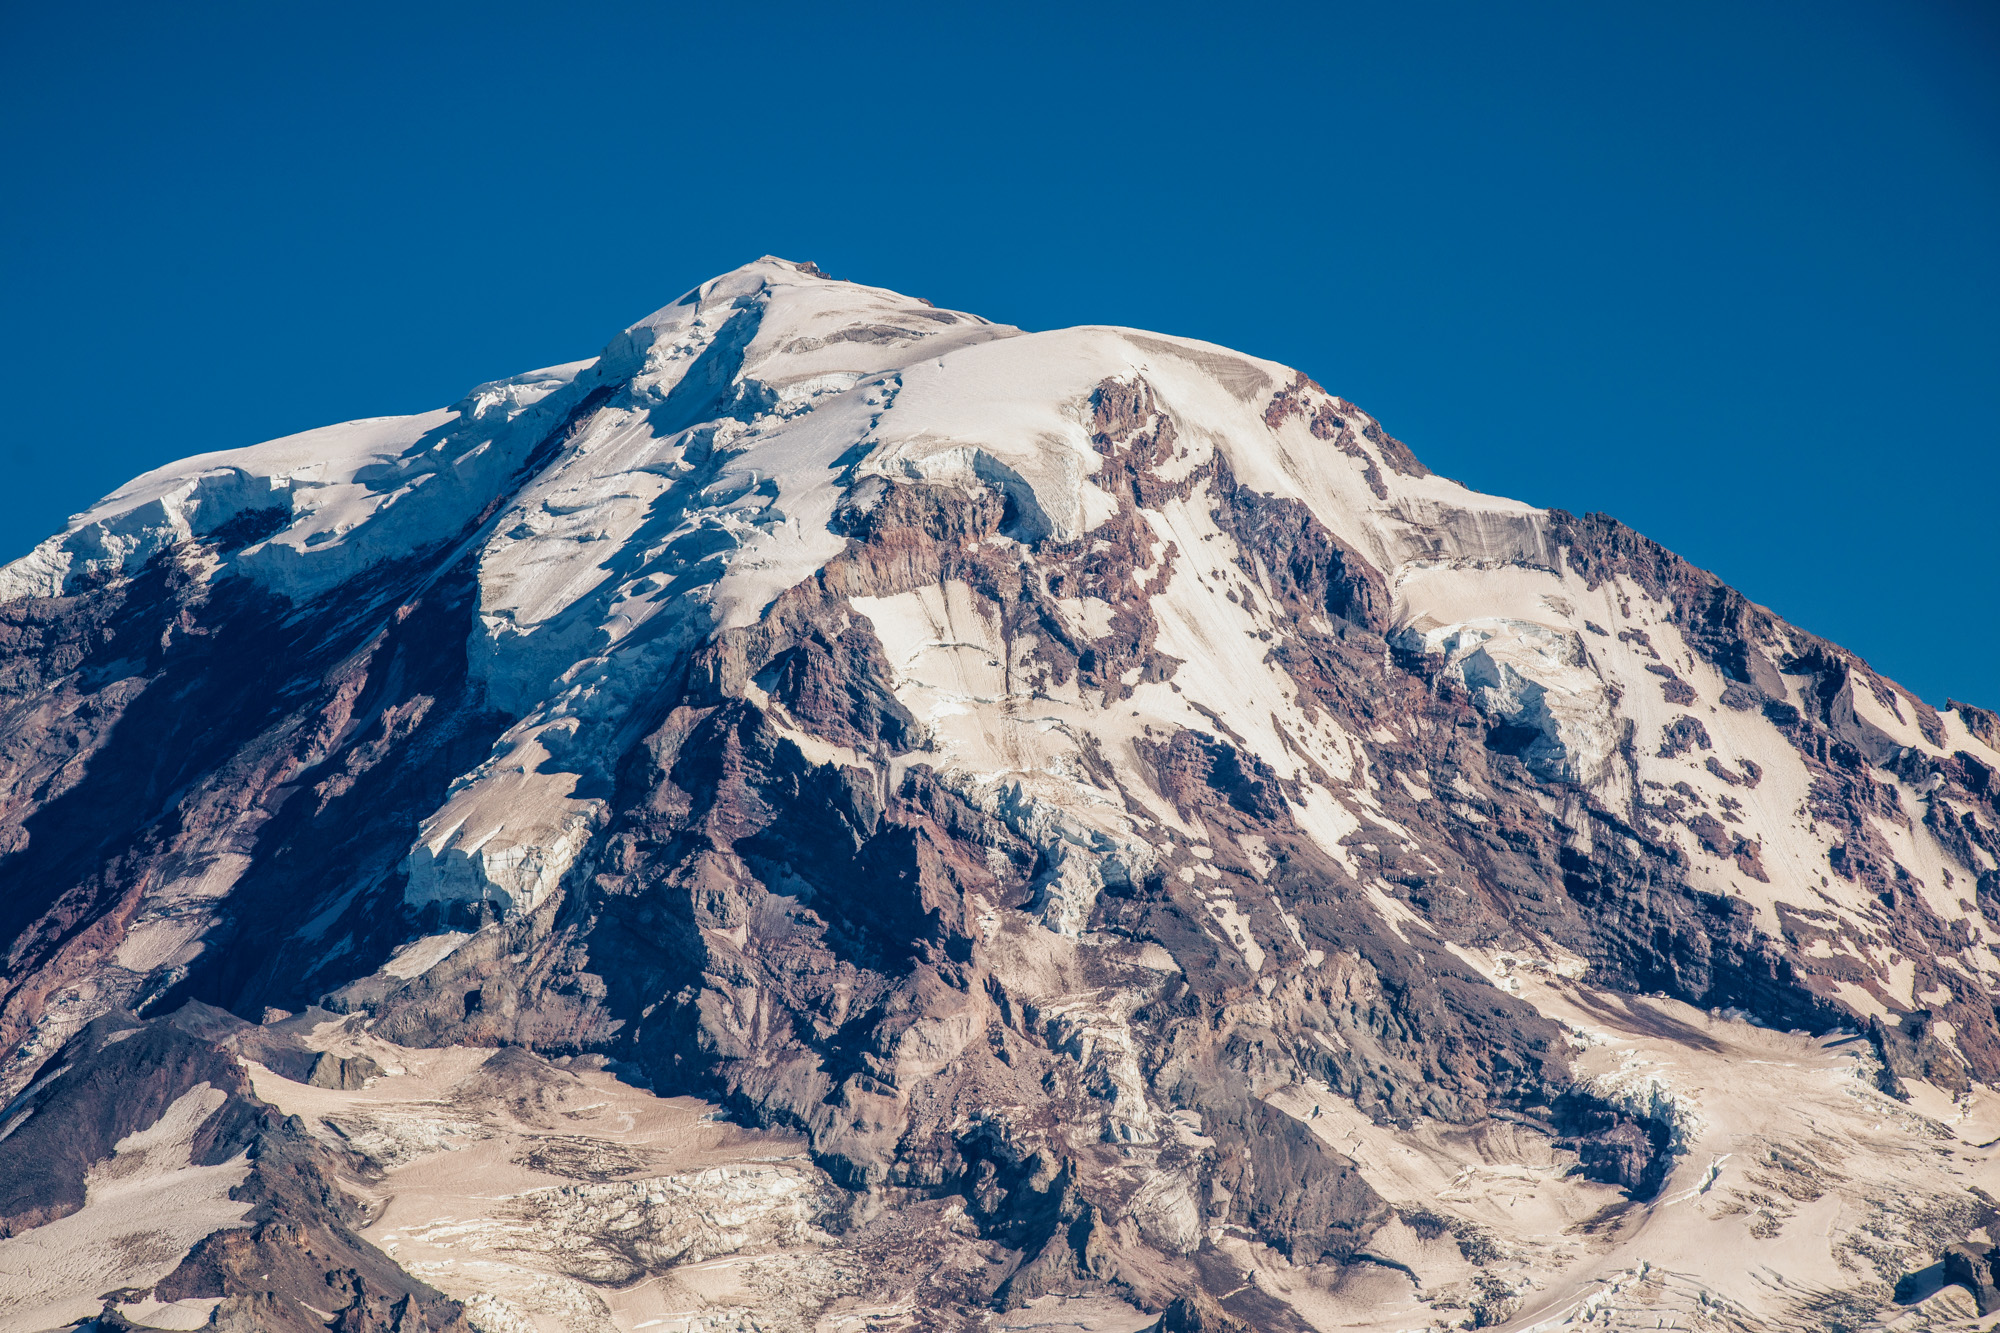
1395, 613, 1621, 787
0, 358, 598, 605
0, 257, 1581, 926
0, 1084, 250, 1333
401, 259, 1017, 912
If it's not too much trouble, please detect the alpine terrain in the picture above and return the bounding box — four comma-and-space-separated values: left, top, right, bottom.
3, 257, 2000, 1333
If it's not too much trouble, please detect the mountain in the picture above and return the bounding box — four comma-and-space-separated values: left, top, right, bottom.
1, 257, 1997, 1333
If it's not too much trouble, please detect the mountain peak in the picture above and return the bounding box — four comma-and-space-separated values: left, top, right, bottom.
2, 261, 1998, 1332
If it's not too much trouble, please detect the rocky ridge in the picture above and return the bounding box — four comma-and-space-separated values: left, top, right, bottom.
1, 258, 1998, 1331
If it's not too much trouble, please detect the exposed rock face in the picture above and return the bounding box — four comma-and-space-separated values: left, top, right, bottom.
3, 257, 2000, 1330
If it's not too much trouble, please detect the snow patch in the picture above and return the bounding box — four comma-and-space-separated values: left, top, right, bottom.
1398, 617, 1620, 787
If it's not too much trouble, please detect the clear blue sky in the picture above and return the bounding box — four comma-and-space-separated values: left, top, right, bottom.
4, 2, 1995, 706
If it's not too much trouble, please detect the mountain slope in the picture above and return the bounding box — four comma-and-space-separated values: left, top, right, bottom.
2, 257, 1998, 1332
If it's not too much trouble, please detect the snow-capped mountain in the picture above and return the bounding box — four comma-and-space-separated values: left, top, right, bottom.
2, 257, 1998, 1332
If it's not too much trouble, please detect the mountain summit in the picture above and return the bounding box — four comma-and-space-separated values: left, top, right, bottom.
3, 258, 1998, 1331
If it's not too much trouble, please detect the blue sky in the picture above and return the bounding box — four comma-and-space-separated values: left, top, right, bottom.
3, 1, 1995, 705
